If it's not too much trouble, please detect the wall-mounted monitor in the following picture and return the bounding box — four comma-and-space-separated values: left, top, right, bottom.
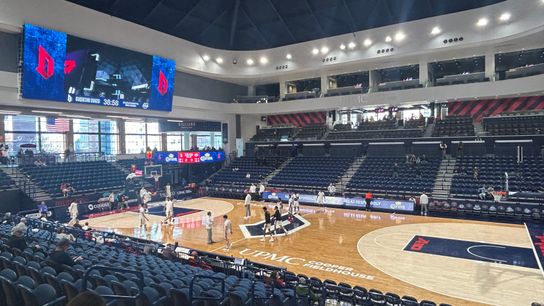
21, 24, 175, 112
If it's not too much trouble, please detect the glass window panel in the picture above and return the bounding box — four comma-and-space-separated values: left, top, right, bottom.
146, 122, 160, 134
125, 135, 146, 154
167, 133, 182, 151
4, 132, 38, 155
4, 115, 39, 132
196, 135, 211, 149
101, 134, 118, 155
100, 120, 118, 134
40, 133, 65, 153
125, 121, 146, 134
74, 134, 99, 153
147, 135, 161, 151
73, 119, 99, 133
213, 135, 223, 149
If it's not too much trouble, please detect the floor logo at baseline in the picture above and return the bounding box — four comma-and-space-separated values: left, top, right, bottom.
404, 235, 539, 269
239, 213, 310, 239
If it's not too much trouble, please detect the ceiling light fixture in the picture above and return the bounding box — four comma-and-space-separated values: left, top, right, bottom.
476, 17, 489, 27
363, 39, 372, 47
348, 42, 356, 49
202, 55, 210, 61
340, 44, 346, 50
259, 57, 268, 64
385, 36, 392, 42
430, 26, 441, 35
246, 58, 254, 65
286, 53, 292, 60
312, 48, 319, 55
216, 57, 223, 64
320, 46, 329, 54
394, 32, 406, 41
499, 12, 511, 22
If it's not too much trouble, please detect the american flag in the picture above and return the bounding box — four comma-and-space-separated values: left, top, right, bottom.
45, 117, 70, 132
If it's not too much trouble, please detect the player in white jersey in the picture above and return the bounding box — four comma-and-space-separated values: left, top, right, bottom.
68, 201, 78, 223
164, 197, 174, 225
293, 193, 300, 214
288, 194, 295, 215
223, 215, 233, 250
139, 204, 149, 229
316, 191, 325, 211
244, 193, 252, 219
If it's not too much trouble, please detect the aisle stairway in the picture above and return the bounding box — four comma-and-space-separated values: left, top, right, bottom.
432, 156, 456, 199
0, 166, 52, 202
262, 157, 293, 184
335, 156, 366, 192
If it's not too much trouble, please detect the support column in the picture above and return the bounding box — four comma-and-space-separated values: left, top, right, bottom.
247, 85, 256, 96
0, 116, 5, 146
369, 70, 378, 92
190, 134, 198, 150
279, 79, 287, 100
66, 119, 74, 154
182, 132, 190, 151
419, 61, 429, 87
118, 119, 126, 154
485, 51, 496, 81
320, 73, 328, 96
161, 133, 167, 151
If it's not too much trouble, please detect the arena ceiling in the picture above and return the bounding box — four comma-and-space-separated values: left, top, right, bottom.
67, 0, 505, 51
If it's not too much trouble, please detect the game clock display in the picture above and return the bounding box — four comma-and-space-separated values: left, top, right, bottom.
21, 24, 175, 112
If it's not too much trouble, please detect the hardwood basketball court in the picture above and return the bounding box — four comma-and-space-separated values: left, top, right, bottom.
86, 197, 544, 306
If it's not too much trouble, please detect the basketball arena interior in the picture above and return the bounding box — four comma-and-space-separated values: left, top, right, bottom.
1, 0, 544, 305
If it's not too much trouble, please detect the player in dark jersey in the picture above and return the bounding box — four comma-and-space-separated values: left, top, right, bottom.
260, 207, 274, 242
273, 206, 287, 236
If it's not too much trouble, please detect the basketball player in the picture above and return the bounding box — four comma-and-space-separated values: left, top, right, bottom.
139, 204, 149, 229
316, 190, 326, 211
420, 192, 429, 216
244, 193, 252, 219
260, 207, 274, 242
164, 197, 174, 225
142, 188, 152, 213
258, 183, 265, 201
273, 206, 287, 236
223, 215, 233, 250
165, 183, 172, 199
288, 194, 294, 213
68, 200, 78, 224
152, 173, 160, 190
294, 192, 300, 214
249, 183, 257, 197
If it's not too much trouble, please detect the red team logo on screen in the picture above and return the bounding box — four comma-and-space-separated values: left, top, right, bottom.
158, 70, 168, 96
36, 45, 54, 79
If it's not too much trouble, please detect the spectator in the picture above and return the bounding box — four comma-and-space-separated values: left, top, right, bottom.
72, 219, 82, 229
439, 142, 448, 158
11, 217, 28, 235
365, 191, 373, 211
246, 172, 251, 179
56, 227, 75, 242
38, 201, 48, 219
162, 244, 176, 260
478, 186, 487, 200
457, 141, 464, 157
473, 167, 479, 180
392, 163, 399, 178
327, 183, 336, 196
266, 271, 286, 288
82, 222, 92, 231
67, 291, 106, 306
7, 228, 27, 251
108, 191, 116, 211
48, 238, 82, 272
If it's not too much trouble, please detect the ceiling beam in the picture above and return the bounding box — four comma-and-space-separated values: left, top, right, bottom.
197, 9, 230, 38
239, 7, 272, 48
142, 0, 165, 23
173, 0, 204, 30
341, 0, 357, 34
229, 0, 241, 49
301, 0, 325, 36
265, 0, 297, 42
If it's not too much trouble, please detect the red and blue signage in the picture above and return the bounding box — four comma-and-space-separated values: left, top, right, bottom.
22, 24, 175, 112
153, 151, 225, 164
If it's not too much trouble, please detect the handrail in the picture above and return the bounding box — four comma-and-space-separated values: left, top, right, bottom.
83, 265, 144, 292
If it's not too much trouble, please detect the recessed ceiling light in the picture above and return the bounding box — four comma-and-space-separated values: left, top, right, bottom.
312, 48, 319, 55
216, 57, 223, 64
259, 57, 268, 64
385, 36, 392, 42
430, 26, 441, 35
394, 32, 406, 41
363, 39, 372, 47
348, 42, 356, 49
320, 46, 329, 54
476, 18, 489, 27
246, 58, 254, 65
202, 55, 210, 61
340, 44, 346, 50
499, 12, 511, 22
286, 53, 292, 60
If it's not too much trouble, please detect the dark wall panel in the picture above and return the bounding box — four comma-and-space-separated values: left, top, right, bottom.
0, 32, 19, 73
174, 71, 247, 103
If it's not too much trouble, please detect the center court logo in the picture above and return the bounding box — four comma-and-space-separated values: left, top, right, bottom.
239, 248, 375, 280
